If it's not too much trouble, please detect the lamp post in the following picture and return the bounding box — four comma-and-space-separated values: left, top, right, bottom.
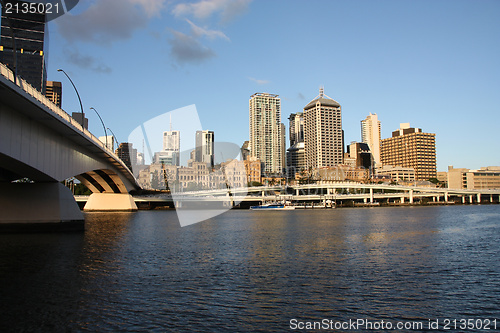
57, 69, 85, 128
107, 127, 119, 152
90, 107, 108, 149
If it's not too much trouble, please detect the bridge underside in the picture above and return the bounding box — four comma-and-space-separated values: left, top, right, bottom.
1, 69, 140, 231
76, 169, 130, 194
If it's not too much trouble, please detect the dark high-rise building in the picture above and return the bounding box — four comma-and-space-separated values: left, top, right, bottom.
45, 80, 62, 107
195, 130, 214, 167
0, 0, 47, 92
116, 143, 137, 171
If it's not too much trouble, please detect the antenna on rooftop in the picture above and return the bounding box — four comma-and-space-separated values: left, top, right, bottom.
319, 86, 324, 98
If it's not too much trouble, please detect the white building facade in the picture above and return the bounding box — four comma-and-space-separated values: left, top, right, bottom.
163, 130, 180, 166
361, 113, 381, 169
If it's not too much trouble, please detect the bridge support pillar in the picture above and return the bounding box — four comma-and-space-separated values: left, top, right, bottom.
469, 195, 473, 204
491, 194, 494, 203
84, 193, 138, 211
462, 196, 466, 204
409, 190, 414, 204
370, 188, 374, 203
445, 192, 449, 202
0, 183, 84, 232
477, 193, 481, 203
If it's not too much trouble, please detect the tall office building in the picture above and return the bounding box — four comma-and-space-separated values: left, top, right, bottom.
289, 112, 304, 146
345, 142, 373, 170
163, 130, 180, 166
380, 123, 436, 180
0, 0, 47, 92
195, 130, 214, 167
249, 93, 284, 175
287, 112, 305, 178
45, 81, 62, 107
304, 88, 343, 168
361, 113, 381, 169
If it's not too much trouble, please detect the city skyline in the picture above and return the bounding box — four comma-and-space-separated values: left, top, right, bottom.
14, 0, 500, 171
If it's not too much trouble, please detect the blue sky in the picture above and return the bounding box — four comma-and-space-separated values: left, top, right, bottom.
45, 0, 500, 171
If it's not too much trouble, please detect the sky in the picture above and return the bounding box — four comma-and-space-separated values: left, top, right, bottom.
43, 0, 500, 172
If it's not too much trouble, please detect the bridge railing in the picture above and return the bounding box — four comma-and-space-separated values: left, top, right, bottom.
0, 62, 127, 170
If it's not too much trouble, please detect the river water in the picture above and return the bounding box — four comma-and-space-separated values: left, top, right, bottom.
0, 205, 499, 332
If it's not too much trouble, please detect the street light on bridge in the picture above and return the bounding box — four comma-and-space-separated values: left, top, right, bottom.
57, 68, 85, 129
90, 107, 108, 150
107, 127, 119, 152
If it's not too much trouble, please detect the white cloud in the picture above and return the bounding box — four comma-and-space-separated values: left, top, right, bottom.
173, 0, 252, 22
130, 0, 168, 17
56, 0, 167, 44
186, 19, 230, 40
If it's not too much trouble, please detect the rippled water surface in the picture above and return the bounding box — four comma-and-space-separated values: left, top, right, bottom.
1, 205, 499, 332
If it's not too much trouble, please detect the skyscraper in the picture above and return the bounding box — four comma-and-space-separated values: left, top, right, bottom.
380, 123, 436, 180
195, 130, 214, 168
361, 113, 381, 169
289, 112, 304, 147
249, 93, 284, 175
0, 0, 47, 92
163, 130, 180, 166
304, 88, 343, 168
287, 112, 305, 178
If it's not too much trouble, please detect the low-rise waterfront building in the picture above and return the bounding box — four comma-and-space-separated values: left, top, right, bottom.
448, 166, 500, 190
312, 165, 369, 183
376, 165, 416, 183
244, 156, 262, 185
222, 159, 247, 188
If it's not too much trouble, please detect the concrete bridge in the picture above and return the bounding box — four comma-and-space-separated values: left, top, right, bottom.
79, 183, 500, 210
170, 182, 500, 208
0, 63, 140, 231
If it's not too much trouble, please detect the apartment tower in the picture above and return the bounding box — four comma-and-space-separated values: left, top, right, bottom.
380, 123, 436, 180
249, 93, 284, 175
304, 88, 343, 168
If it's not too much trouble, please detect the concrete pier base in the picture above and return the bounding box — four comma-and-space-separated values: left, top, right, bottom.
0, 182, 84, 232
84, 193, 138, 211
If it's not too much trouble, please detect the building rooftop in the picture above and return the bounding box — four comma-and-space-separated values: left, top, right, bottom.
304, 87, 340, 109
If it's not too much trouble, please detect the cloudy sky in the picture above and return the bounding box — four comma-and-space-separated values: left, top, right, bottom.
45, 0, 500, 171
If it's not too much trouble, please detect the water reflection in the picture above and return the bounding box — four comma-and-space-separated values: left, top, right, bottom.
0, 206, 499, 331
